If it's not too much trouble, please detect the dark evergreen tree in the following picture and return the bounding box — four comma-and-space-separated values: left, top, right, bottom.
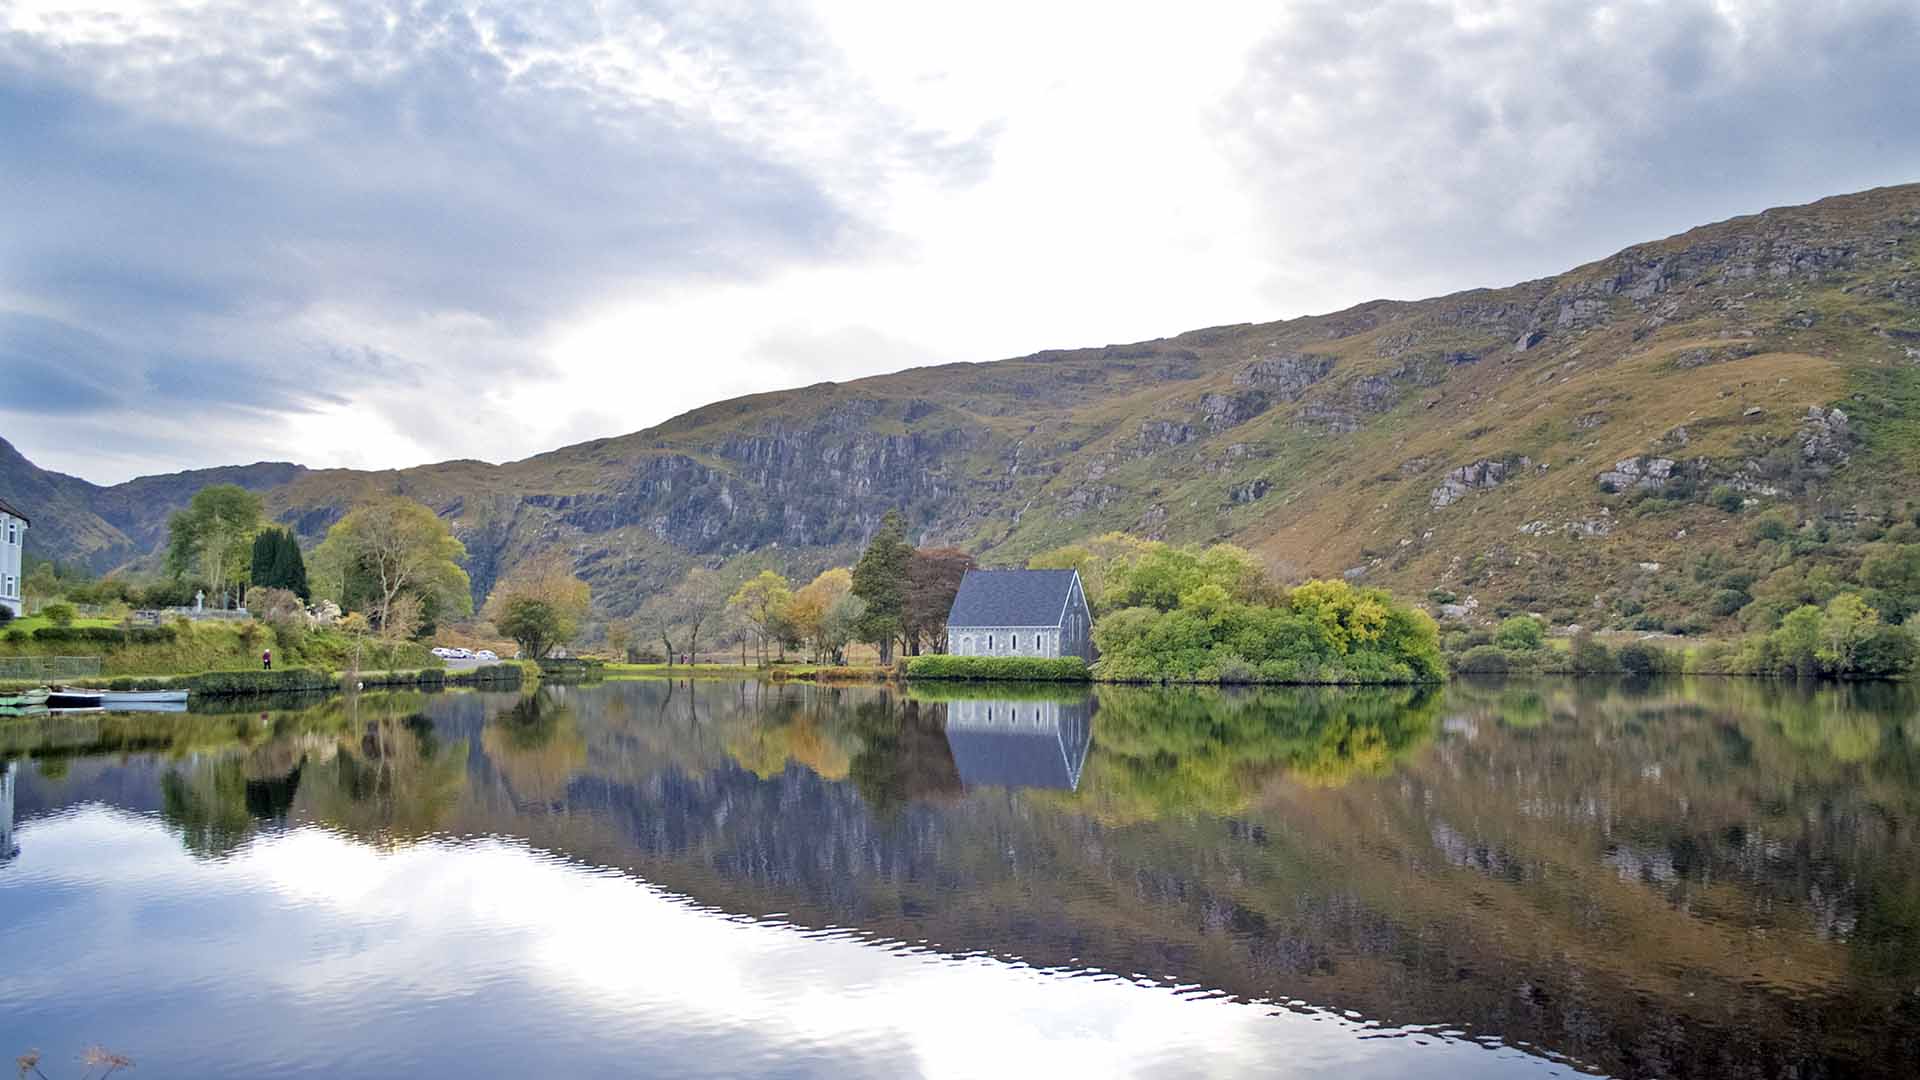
851, 509, 912, 664
248, 527, 312, 600
250, 529, 279, 590
280, 529, 311, 600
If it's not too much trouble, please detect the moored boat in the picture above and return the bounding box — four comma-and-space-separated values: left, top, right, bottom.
48, 687, 189, 709
0, 687, 50, 709
100, 690, 190, 705
48, 688, 104, 709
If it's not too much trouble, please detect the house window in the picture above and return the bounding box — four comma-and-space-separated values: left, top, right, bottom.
4, 520, 13, 544
987, 635, 994, 650
1012, 634, 1019, 652
3, 574, 12, 598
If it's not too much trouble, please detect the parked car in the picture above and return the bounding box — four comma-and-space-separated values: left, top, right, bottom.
473, 650, 498, 662
431, 647, 455, 658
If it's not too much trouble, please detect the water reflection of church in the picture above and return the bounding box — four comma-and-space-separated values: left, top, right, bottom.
941, 698, 1092, 792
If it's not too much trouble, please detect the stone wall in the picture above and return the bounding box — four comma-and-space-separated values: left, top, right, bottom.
948, 626, 1062, 658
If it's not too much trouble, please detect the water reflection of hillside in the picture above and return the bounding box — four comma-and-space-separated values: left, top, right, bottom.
9, 678, 1920, 1079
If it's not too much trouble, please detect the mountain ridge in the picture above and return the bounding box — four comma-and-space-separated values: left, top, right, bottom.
5, 182, 1919, 626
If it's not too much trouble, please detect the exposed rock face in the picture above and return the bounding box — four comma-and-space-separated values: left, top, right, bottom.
1197, 390, 1271, 432
1293, 403, 1361, 435
1597, 456, 1678, 492
1431, 458, 1528, 508
1233, 353, 1334, 400
1801, 406, 1852, 466
1520, 514, 1614, 538
1137, 419, 1195, 450
1229, 478, 1271, 504
1514, 329, 1547, 353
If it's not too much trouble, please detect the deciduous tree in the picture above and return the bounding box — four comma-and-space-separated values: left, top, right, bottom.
312, 496, 471, 638
483, 550, 592, 659
643, 568, 729, 664
166, 484, 264, 607
728, 570, 793, 666
905, 546, 974, 654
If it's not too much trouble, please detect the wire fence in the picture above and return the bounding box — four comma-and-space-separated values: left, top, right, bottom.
0, 655, 104, 680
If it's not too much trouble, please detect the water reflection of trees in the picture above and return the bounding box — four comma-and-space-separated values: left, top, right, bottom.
299, 702, 469, 845
141, 693, 470, 855
481, 692, 587, 803
1069, 685, 1441, 821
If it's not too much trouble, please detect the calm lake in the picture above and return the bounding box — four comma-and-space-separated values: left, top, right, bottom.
4, 677, 1919, 1078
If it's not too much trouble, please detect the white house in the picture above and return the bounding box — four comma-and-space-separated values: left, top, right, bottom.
944, 568, 1094, 661
0, 497, 26, 619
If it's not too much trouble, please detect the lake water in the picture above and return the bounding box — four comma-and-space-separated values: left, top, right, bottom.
4, 677, 1919, 1078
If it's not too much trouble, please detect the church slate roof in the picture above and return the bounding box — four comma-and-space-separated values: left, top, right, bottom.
0, 497, 26, 525
944, 727, 1082, 791
946, 569, 1078, 627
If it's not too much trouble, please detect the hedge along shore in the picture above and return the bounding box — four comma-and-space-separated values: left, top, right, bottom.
904, 655, 1091, 681
0, 662, 528, 698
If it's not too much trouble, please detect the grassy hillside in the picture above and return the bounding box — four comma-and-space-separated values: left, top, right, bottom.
4, 183, 1918, 629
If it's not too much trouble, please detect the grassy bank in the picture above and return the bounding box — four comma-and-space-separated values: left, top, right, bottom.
0, 619, 438, 677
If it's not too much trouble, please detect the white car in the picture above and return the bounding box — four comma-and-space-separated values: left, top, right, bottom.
473, 650, 498, 662
431, 647, 455, 658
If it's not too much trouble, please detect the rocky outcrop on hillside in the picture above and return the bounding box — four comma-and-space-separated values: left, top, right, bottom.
1597, 456, 1680, 493
1431, 458, 1529, 509
1234, 352, 1334, 399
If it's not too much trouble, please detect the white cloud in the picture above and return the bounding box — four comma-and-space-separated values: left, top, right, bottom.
3, 0, 1917, 481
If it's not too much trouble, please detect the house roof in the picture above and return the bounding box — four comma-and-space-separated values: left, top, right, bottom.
947, 569, 1078, 627
0, 496, 25, 525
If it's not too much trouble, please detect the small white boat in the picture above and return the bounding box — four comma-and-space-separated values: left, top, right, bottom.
101, 689, 190, 705
103, 699, 189, 713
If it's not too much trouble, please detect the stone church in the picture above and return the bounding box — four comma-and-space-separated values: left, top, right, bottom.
944, 569, 1094, 661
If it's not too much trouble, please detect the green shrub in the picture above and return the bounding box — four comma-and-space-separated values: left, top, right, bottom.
1663, 613, 1710, 636
1453, 644, 1510, 673
1709, 485, 1745, 513
1493, 615, 1545, 652
1708, 588, 1751, 617
42, 603, 76, 628
906, 655, 1090, 681
1615, 641, 1680, 677
1568, 631, 1617, 674
0, 606, 12, 627
1750, 513, 1794, 543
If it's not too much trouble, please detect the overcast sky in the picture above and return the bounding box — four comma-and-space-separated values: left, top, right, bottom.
3, 0, 1918, 484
